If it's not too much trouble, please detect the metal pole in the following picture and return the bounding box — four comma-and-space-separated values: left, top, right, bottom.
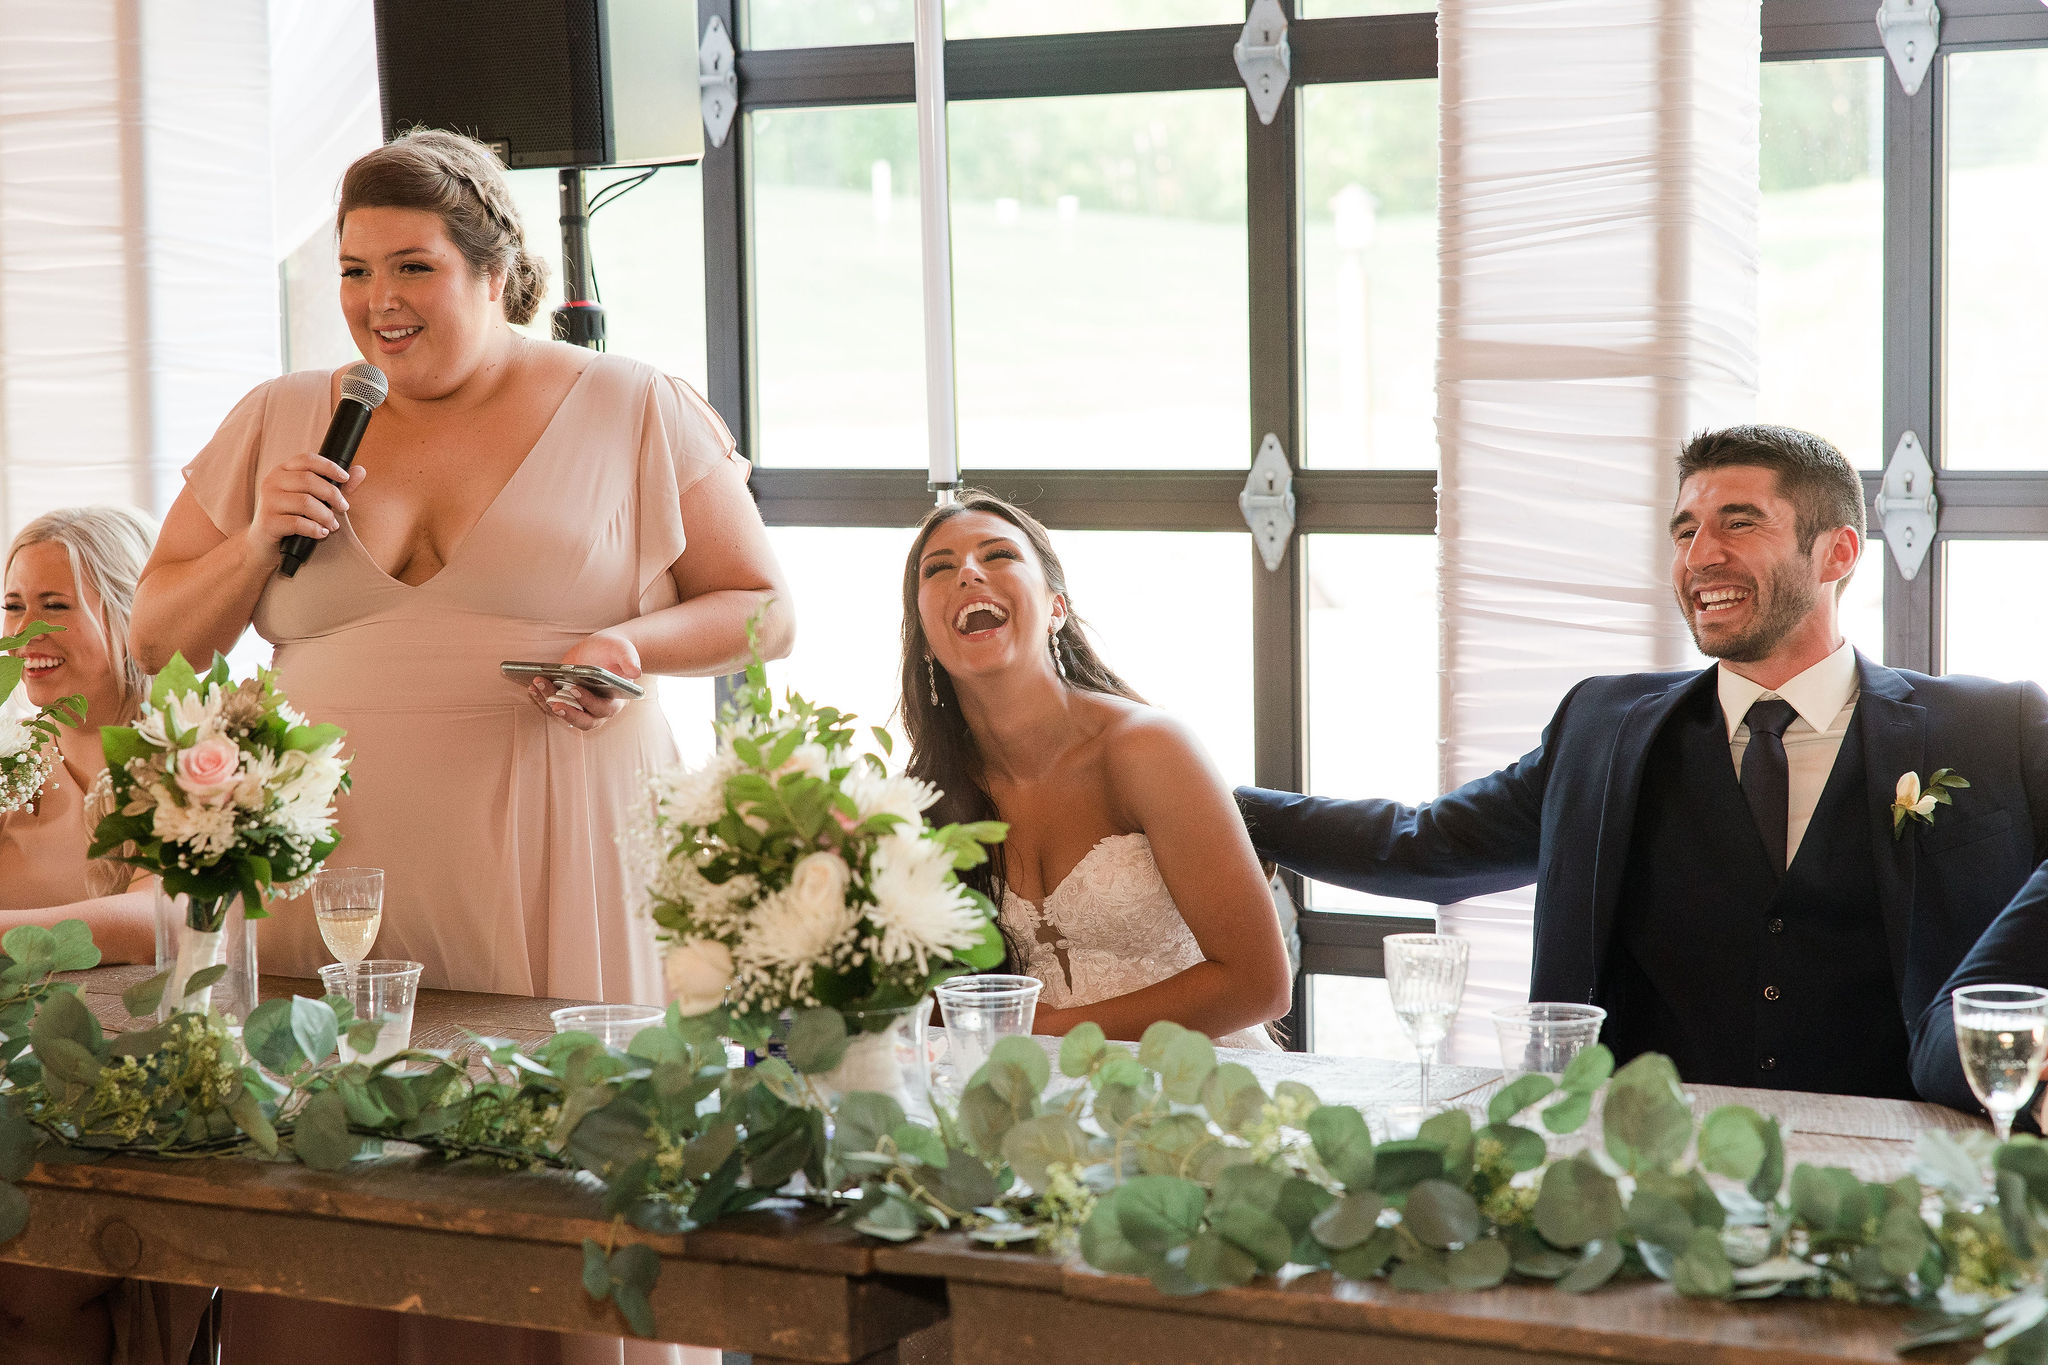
912, 0, 960, 500
552, 169, 605, 349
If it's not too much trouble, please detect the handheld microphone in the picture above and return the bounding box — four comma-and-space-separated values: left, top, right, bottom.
279, 363, 388, 578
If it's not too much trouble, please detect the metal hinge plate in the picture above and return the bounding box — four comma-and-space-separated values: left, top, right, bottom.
1234, 0, 1291, 126
1875, 430, 1938, 580
700, 15, 738, 149
1875, 0, 1940, 97
1240, 434, 1297, 571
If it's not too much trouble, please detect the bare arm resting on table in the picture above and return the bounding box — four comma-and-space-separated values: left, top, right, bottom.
0, 890, 153, 965
1031, 713, 1293, 1042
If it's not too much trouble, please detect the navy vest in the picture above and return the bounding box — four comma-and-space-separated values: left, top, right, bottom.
1601, 685, 1912, 1099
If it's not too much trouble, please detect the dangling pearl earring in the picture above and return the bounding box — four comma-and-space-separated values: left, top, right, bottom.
1051, 626, 1068, 681
926, 653, 942, 707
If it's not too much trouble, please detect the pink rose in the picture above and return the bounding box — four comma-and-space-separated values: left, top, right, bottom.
176, 737, 242, 804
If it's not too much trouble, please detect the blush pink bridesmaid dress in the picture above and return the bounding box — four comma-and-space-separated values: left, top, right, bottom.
183, 348, 730, 1365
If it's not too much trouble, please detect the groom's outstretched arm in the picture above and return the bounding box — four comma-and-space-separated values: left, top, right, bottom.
1234, 683, 1571, 905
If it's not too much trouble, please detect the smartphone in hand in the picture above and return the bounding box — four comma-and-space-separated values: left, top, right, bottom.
500, 661, 646, 700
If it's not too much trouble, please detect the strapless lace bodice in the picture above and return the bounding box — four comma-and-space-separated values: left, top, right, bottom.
1000, 832, 1278, 1051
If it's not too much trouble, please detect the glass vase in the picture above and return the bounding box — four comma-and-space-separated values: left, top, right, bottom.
153, 886, 259, 1024
807, 1001, 931, 1122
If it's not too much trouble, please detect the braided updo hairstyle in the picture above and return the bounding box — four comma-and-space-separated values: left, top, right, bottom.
335, 128, 549, 325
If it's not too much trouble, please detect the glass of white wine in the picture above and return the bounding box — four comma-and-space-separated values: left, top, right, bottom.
1384, 932, 1470, 1117
1952, 983, 2048, 1142
313, 867, 385, 978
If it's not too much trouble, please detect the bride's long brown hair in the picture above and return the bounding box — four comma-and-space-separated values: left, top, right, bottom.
899, 491, 1141, 904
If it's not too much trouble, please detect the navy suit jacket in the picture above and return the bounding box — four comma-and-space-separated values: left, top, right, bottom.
1238, 654, 2048, 1099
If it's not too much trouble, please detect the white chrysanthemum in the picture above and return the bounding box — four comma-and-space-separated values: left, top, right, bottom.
151, 798, 238, 860
845, 766, 938, 828
738, 852, 856, 972
0, 717, 31, 757
777, 742, 835, 782
166, 686, 226, 745
230, 748, 284, 812
864, 832, 984, 974
267, 744, 345, 841
656, 753, 736, 829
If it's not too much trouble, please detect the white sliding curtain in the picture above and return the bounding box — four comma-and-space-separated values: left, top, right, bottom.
1434, 0, 1761, 1062
0, 0, 378, 539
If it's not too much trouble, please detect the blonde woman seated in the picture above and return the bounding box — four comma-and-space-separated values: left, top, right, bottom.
1, 507, 157, 963
901, 491, 1291, 1048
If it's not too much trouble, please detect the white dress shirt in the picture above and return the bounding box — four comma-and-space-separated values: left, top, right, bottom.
1718, 640, 1860, 867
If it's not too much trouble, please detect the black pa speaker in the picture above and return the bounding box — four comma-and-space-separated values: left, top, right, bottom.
372, 0, 703, 169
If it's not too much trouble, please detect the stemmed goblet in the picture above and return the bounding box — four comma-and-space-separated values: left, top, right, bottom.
1384, 932, 1470, 1115
1952, 983, 2048, 1143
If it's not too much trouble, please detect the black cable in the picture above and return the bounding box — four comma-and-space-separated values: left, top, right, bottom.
583, 166, 660, 304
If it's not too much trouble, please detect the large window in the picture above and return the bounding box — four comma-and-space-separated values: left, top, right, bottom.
1764, 2, 2048, 684
699, 1, 1441, 1049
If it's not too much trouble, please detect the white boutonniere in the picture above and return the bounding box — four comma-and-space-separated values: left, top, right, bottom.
1892, 768, 1969, 837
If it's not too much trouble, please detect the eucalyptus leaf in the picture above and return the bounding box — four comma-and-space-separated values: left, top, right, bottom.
1697, 1106, 1769, 1182
1602, 1054, 1692, 1175
1446, 1238, 1512, 1290
1200, 1063, 1267, 1136
1331, 1226, 1400, 1280
1184, 1229, 1259, 1289
1540, 1090, 1593, 1135
784, 1007, 849, 1073
226, 1085, 279, 1156
289, 996, 339, 1067
1079, 1190, 1155, 1276
1001, 1113, 1089, 1190
1533, 1157, 1624, 1249
1059, 1022, 1107, 1078
1671, 1227, 1734, 1298
242, 999, 307, 1074
1210, 1203, 1292, 1274
1115, 1174, 1207, 1254
119, 971, 170, 1021
1627, 1189, 1695, 1256
291, 1089, 362, 1170
181, 964, 229, 999
1368, 1141, 1444, 1197
1389, 1252, 1450, 1292
1476, 1122, 1547, 1173
1311, 1190, 1386, 1251
1305, 1105, 1375, 1189
1488, 1072, 1558, 1126
1559, 1043, 1614, 1093
1557, 1237, 1625, 1293
1404, 1179, 1482, 1249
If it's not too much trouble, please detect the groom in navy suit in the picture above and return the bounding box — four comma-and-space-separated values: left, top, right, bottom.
1239, 425, 2048, 1101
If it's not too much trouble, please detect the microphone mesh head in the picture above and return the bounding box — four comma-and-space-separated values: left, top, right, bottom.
340, 362, 388, 408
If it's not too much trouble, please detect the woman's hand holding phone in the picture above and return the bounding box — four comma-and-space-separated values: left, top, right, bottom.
525, 630, 643, 734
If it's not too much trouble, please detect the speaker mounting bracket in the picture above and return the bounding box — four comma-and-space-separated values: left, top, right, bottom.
700, 15, 738, 149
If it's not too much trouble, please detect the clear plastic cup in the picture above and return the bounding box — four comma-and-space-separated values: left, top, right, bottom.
318, 959, 424, 1065
931, 974, 1042, 1108
550, 1003, 667, 1052
1491, 1002, 1607, 1078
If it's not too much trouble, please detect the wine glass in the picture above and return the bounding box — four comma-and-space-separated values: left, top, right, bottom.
313, 867, 385, 978
1384, 932, 1470, 1116
1952, 983, 2048, 1143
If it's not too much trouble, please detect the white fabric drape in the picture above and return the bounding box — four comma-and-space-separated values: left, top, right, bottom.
1434, 0, 1760, 1063
0, 0, 381, 539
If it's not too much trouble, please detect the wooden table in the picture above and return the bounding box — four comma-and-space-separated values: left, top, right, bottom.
10, 967, 944, 1363
2, 968, 1996, 1364
879, 1069, 1985, 1365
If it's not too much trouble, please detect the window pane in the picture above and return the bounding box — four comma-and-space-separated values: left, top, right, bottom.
658, 677, 720, 766
750, 107, 926, 468
1945, 542, 2048, 684
1301, 80, 1439, 468
1299, 2, 1434, 16
1306, 534, 1440, 913
1308, 974, 1414, 1060
1946, 50, 2048, 469
1053, 531, 1256, 785
1759, 58, 1883, 469
950, 92, 1248, 469
587, 166, 708, 392
1839, 537, 1885, 663
764, 527, 914, 744
744, 0, 1242, 48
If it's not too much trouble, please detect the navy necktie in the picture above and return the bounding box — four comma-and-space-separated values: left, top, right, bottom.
1740, 697, 1800, 873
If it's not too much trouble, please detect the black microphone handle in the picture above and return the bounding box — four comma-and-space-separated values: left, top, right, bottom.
278, 397, 376, 578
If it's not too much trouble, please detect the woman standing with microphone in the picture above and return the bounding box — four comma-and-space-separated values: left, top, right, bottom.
132, 127, 792, 1009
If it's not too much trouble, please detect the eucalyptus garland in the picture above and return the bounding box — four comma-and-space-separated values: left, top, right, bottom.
1, 924, 2045, 1359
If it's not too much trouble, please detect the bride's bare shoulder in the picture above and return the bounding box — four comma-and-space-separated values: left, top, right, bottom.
1084, 695, 1213, 776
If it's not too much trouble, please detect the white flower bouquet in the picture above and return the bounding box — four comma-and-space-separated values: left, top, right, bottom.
88, 653, 349, 1003
633, 658, 1006, 1047
0, 622, 86, 816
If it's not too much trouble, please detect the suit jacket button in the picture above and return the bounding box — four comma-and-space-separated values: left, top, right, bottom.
1768, 918, 1785, 934
1760, 1056, 1777, 1070
1763, 984, 1780, 1001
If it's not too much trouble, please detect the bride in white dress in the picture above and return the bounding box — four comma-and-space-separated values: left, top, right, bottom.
899, 492, 1290, 1049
